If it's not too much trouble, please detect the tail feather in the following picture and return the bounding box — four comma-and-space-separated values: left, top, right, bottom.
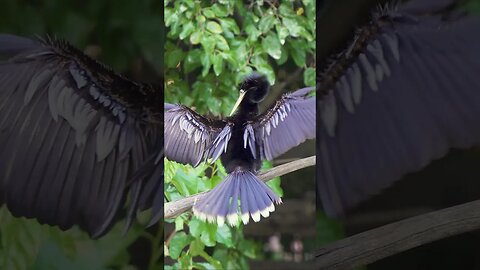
205, 177, 232, 223
192, 170, 282, 226
226, 177, 240, 225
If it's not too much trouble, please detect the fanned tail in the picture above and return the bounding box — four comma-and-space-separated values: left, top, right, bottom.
192, 169, 282, 226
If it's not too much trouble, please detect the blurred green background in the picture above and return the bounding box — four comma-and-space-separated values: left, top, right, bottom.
0, 0, 163, 269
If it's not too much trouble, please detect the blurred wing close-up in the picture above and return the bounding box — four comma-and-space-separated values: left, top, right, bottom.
0, 34, 164, 238
316, 0, 480, 269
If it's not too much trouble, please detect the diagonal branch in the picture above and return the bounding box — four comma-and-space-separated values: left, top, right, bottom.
314, 199, 480, 269
164, 156, 316, 219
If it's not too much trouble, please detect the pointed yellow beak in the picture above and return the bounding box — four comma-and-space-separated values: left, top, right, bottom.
229, 89, 246, 116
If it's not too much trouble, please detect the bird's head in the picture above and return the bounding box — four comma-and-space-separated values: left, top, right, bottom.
230, 73, 270, 116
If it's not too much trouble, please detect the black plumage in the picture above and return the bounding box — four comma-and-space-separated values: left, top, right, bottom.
0, 34, 163, 238
317, 1, 480, 217
165, 73, 315, 225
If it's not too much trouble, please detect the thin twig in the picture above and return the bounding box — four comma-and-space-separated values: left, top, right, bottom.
314, 199, 480, 269
164, 156, 316, 219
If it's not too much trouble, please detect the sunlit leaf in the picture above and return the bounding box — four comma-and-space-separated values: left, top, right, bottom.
212, 53, 224, 76
262, 33, 282, 60
179, 21, 194, 40
189, 30, 202, 44
206, 21, 223, 34
216, 225, 234, 248
283, 17, 302, 37
259, 14, 275, 33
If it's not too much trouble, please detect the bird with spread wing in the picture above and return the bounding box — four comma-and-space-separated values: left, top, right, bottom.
165, 73, 315, 226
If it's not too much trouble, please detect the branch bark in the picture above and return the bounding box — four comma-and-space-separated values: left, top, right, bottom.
314, 199, 480, 269
164, 156, 316, 219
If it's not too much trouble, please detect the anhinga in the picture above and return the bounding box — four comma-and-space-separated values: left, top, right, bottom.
165, 73, 315, 226
0, 34, 163, 238
317, 0, 480, 217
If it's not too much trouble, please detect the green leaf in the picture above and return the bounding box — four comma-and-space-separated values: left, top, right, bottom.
245, 24, 261, 42
289, 40, 306, 67
215, 35, 230, 51
299, 27, 314, 42
258, 14, 275, 33
221, 51, 236, 66
283, 17, 302, 37
175, 217, 185, 231
179, 21, 194, 40
212, 4, 230, 17
192, 262, 217, 270
276, 46, 288, 65
177, 252, 193, 269
206, 21, 223, 34
189, 30, 203, 45
200, 224, 217, 247
169, 232, 192, 259
212, 53, 224, 76
216, 225, 234, 248
203, 8, 216, 18
201, 34, 216, 53
165, 7, 173, 25
279, 3, 296, 18
220, 18, 240, 35
171, 169, 200, 196
197, 14, 206, 24
238, 239, 258, 259
206, 94, 221, 114
184, 49, 202, 73
266, 177, 283, 197
166, 49, 185, 68
262, 33, 282, 60
252, 56, 275, 84
275, 24, 289, 45
304, 67, 316, 86
188, 218, 203, 238
165, 9, 178, 27
231, 43, 248, 65
189, 239, 205, 256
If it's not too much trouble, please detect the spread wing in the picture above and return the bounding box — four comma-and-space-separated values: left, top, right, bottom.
317, 7, 480, 216
164, 104, 232, 167
0, 34, 163, 238
245, 87, 316, 161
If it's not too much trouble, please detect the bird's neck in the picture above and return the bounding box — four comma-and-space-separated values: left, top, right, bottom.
234, 102, 259, 119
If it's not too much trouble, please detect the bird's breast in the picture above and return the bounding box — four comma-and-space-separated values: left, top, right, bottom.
220, 122, 261, 173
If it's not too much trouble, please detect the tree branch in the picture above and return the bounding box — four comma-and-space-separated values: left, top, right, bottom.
314, 199, 480, 269
164, 156, 316, 219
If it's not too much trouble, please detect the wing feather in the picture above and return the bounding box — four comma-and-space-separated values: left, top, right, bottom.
317, 11, 480, 216
0, 34, 163, 237
165, 105, 231, 166
248, 87, 315, 161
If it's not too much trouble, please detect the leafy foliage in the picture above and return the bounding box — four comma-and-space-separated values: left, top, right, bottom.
165, 0, 315, 115
0, 207, 148, 270
164, 0, 315, 268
